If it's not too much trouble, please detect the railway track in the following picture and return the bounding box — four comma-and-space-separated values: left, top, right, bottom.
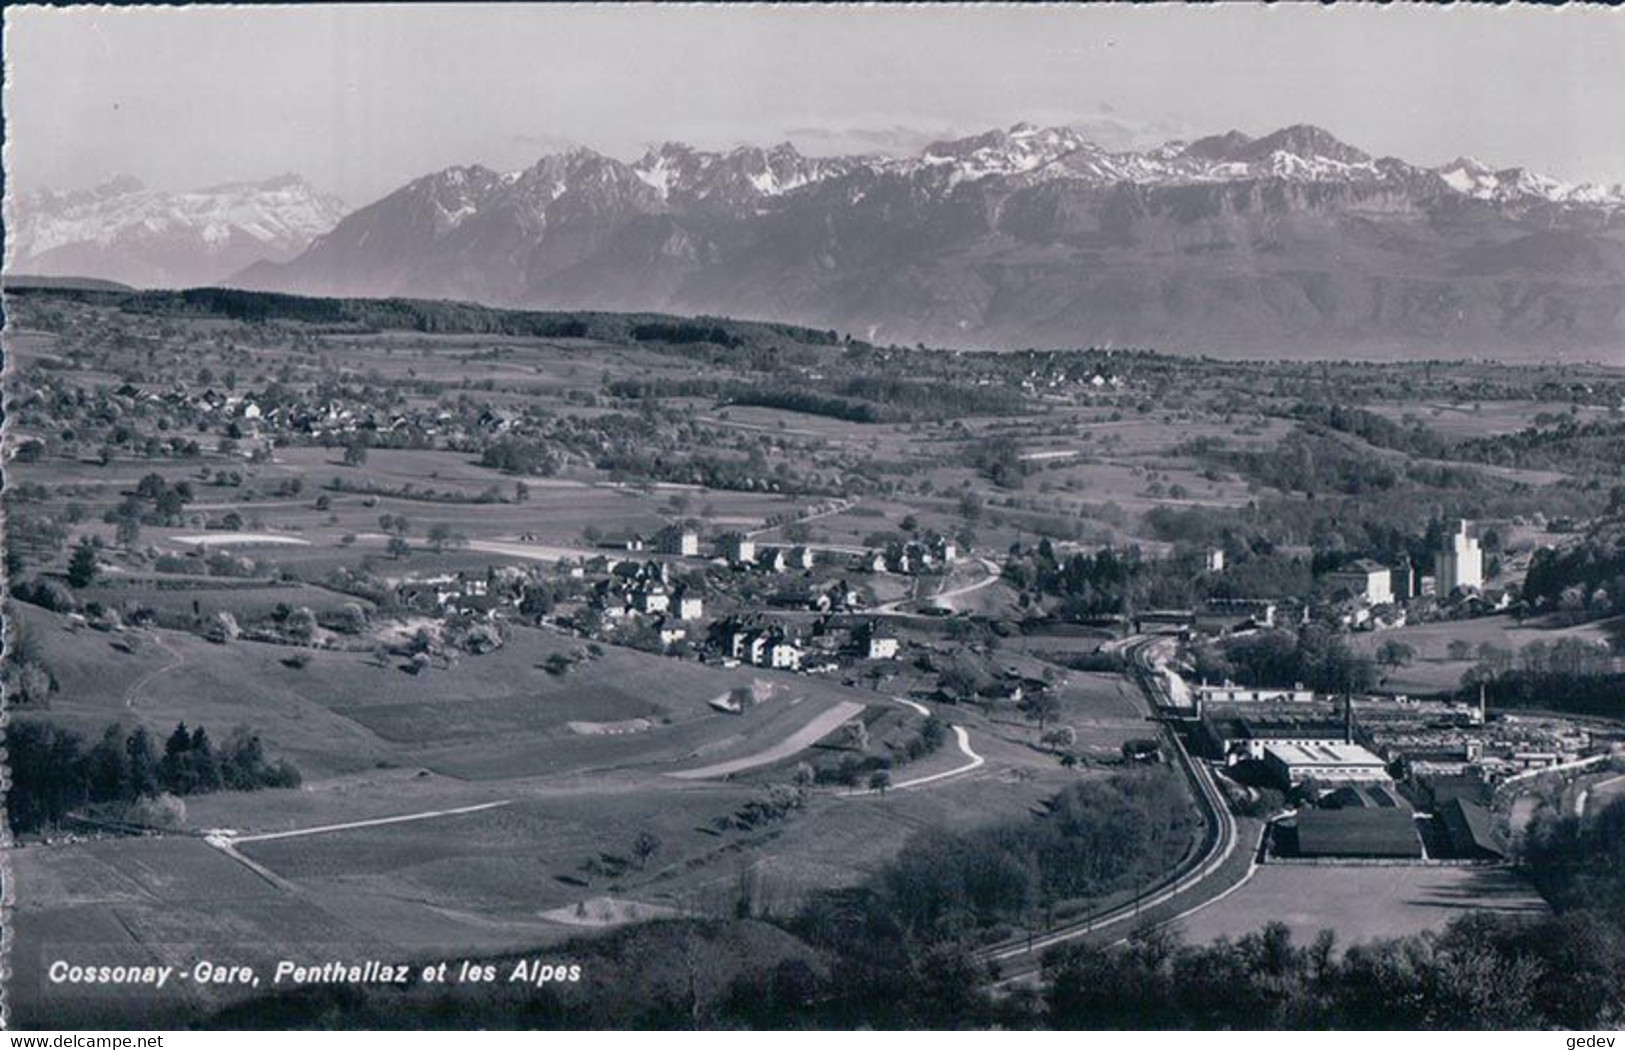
977, 636, 1241, 986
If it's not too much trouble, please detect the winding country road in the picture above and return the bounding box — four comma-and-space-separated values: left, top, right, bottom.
875, 557, 1003, 615
667, 700, 867, 780
121, 633, 185, 709
842, 719, 986, 797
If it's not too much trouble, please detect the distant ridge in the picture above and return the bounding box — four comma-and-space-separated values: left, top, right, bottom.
226, 121, 1625, 358
2, 274, 135, 293
8, 174, 345, 289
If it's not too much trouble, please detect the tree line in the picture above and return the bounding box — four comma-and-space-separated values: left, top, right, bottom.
1194, 625, 1380, 695
5, 719, 302, 834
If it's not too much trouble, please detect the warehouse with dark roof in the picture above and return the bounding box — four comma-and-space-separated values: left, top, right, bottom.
1437, 797, 1507, 860
1277, 808, 1423, 859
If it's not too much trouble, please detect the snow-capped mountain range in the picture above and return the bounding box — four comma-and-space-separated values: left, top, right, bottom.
12, 123, 1625, 355
7, 174, 346, 288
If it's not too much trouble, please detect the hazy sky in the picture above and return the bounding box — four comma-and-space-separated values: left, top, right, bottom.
8, 4, 1624, 206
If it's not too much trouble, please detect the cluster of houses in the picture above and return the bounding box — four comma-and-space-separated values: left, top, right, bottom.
861, 535, 958, 575
589, 558, 704, 649
1009, 351, 1133, 398
714, 618, 806, 670
709, 615, 903, 673
103, 375, 570, 455
602, 528, 822, 575
719, 534, 818, 572
608, 525, 958, 581
397, 569, 509, 618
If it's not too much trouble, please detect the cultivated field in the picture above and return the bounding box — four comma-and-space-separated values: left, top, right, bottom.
1352, 613, 1621, 694
1172, 863, 1549, 949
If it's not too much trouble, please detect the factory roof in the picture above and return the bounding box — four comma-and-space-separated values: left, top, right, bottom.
1291, 808, 1423, 858
1265, 741, 1387, 768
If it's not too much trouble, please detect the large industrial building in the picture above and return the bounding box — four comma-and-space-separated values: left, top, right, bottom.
1263, 741, 1390, 787
1326, 558, 1394, 605
1434, 519, 1484, 594
1195, 682, 1315, 706
1283, 808, 1424, 859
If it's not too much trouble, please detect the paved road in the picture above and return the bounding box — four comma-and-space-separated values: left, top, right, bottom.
202, 801, 515, 890
218, 800, 515, 844
667, 700, 866, 780
466, 538, 604, 563
875, 557, 1002, 615
841, 712, 986, 796
746, 498, 856, 539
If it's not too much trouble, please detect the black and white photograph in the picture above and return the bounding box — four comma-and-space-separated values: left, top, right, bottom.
3, 1, 1625, 1033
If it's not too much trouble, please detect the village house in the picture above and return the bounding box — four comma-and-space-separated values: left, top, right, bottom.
633, 587, 670, 615
598, 530, 646, 553
865, 632, 899, 660
657, 526, 700, 557
769, 639, 803, 670
675, 592, 704, 621
721, 534, 756, 565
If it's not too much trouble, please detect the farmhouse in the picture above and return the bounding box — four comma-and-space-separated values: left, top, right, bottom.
854, 621, 899, 660
768, 640, 803, 670
720, 534, 756, 565
657, 526, 700, 557
632, 587, 669, 615
598, 530, 647, 552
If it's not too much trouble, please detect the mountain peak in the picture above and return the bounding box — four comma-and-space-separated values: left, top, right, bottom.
1245, 124, 1370, 164
77, 173, 147, 199
1182, 130, 1254, 161
258, 172, 311, 191
11, 172, 346, 288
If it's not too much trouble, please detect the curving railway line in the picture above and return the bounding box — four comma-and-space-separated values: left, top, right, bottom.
978, 635, 1245, 985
